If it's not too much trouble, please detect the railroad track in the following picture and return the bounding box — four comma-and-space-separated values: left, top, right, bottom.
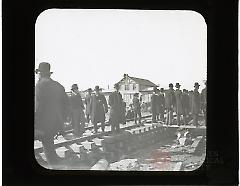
34, 114, 152, 154
34, 113, 205, 154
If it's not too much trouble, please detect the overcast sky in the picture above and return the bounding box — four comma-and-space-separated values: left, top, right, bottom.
35, 9, 207, 91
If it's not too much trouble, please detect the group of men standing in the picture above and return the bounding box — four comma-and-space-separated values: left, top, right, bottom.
69, 82, 126, 136
151, 82, 207, 126
35, 62, 126, 168
34, 62, 207, 168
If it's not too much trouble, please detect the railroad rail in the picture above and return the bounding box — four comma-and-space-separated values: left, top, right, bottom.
34, 114, 153, 154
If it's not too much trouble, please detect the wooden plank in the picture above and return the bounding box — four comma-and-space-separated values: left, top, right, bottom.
187, 136, 203, 153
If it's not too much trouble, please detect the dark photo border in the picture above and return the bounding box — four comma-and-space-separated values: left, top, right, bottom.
2, 0, 238, 185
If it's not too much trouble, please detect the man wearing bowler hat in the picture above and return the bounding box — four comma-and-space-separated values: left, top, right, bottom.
182, 89, 190, 119
151, 87, 159, 123
132, 93, 142, 125
90, 86, 108, 133
35, 62, 69, 168
85, 88, 93, 124
165, 83, 176, 125
191, 82, 201, 127
158, 88, 165, 122
174, 83, 185, 126
201, 80, 207, 119
69, 84, 86, 137
109, 83, 123, 133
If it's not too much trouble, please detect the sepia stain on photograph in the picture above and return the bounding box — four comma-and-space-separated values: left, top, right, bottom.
34, 9, 207, 171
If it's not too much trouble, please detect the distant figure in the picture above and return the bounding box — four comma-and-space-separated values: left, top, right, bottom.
85, 88, 93, 124
191, 82, 201, 127
188, 90, 194, 113
165, 83, 176, 125
35, 62, 69, 168
126, 104, 134, 120
182, 89, 190, 118
109, 83, 123, 133
132, 93, 142, 124
158, 88, 165, 122
121, 99, 127, 124
90, 86, 108, 133
151, 87, 159, 123
69, 84, 86, 137
201, 80, 207, 118
174, 83, 185, 126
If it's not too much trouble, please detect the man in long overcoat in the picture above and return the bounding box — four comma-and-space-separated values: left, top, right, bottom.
182, 89, 190, 118
191, 82, 201, 127
69, 84, 86, 137
151, 87, 159, 123
201, 80, 207, 118
90, 86, 108, 133
35, 62, 69, 168
158, 88, 165, 122
85, 88, 93, 124
132, 93, 142, 124
109, 83, 123, 133
174, 83, 185, 126
120, 99, 127, 124
165, 83, 176, 125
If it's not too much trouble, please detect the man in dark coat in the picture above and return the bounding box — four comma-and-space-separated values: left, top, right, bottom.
191, 82, 201, 127
121, 99, 127, 124
126, 104, 134, 120
188, 90, 194, 113
201, 80, 207, 118
174, 83, 185, 126
69, 84, 86, 137
35, 62, 69, 168
132, 93, 142, 124
182, 89, 190, 118
109, 83, 123, 133
158, 88, 165, 122
151, 87, 159, 123
165, 83, 176, 125
90, 86, 108, 133
85, 88, 92, 124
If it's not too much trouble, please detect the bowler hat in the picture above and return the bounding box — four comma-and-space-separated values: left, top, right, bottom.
94, 86, 100, 91
169, 83, 173, 88
175, 83, 181, 88
71, 84, 78, 90
194, 82, 200, 87
35, 62, 53, 74
87, 88, 92, 92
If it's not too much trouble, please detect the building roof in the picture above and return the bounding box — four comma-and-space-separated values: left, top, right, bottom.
129, 76, 157, 87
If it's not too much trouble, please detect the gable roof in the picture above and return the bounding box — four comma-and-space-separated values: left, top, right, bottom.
129, 76, 157, 87
118, 75, 157, 87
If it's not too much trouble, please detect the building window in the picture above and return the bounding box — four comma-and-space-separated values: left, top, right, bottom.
133, 84, 136, 90
125, 84, 129, 90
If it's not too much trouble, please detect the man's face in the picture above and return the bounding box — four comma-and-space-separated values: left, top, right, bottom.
73, 88, 78, 93
35, 72, 41, 81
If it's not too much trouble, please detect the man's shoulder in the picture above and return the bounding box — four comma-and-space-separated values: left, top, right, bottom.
51, 79, 64, 88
